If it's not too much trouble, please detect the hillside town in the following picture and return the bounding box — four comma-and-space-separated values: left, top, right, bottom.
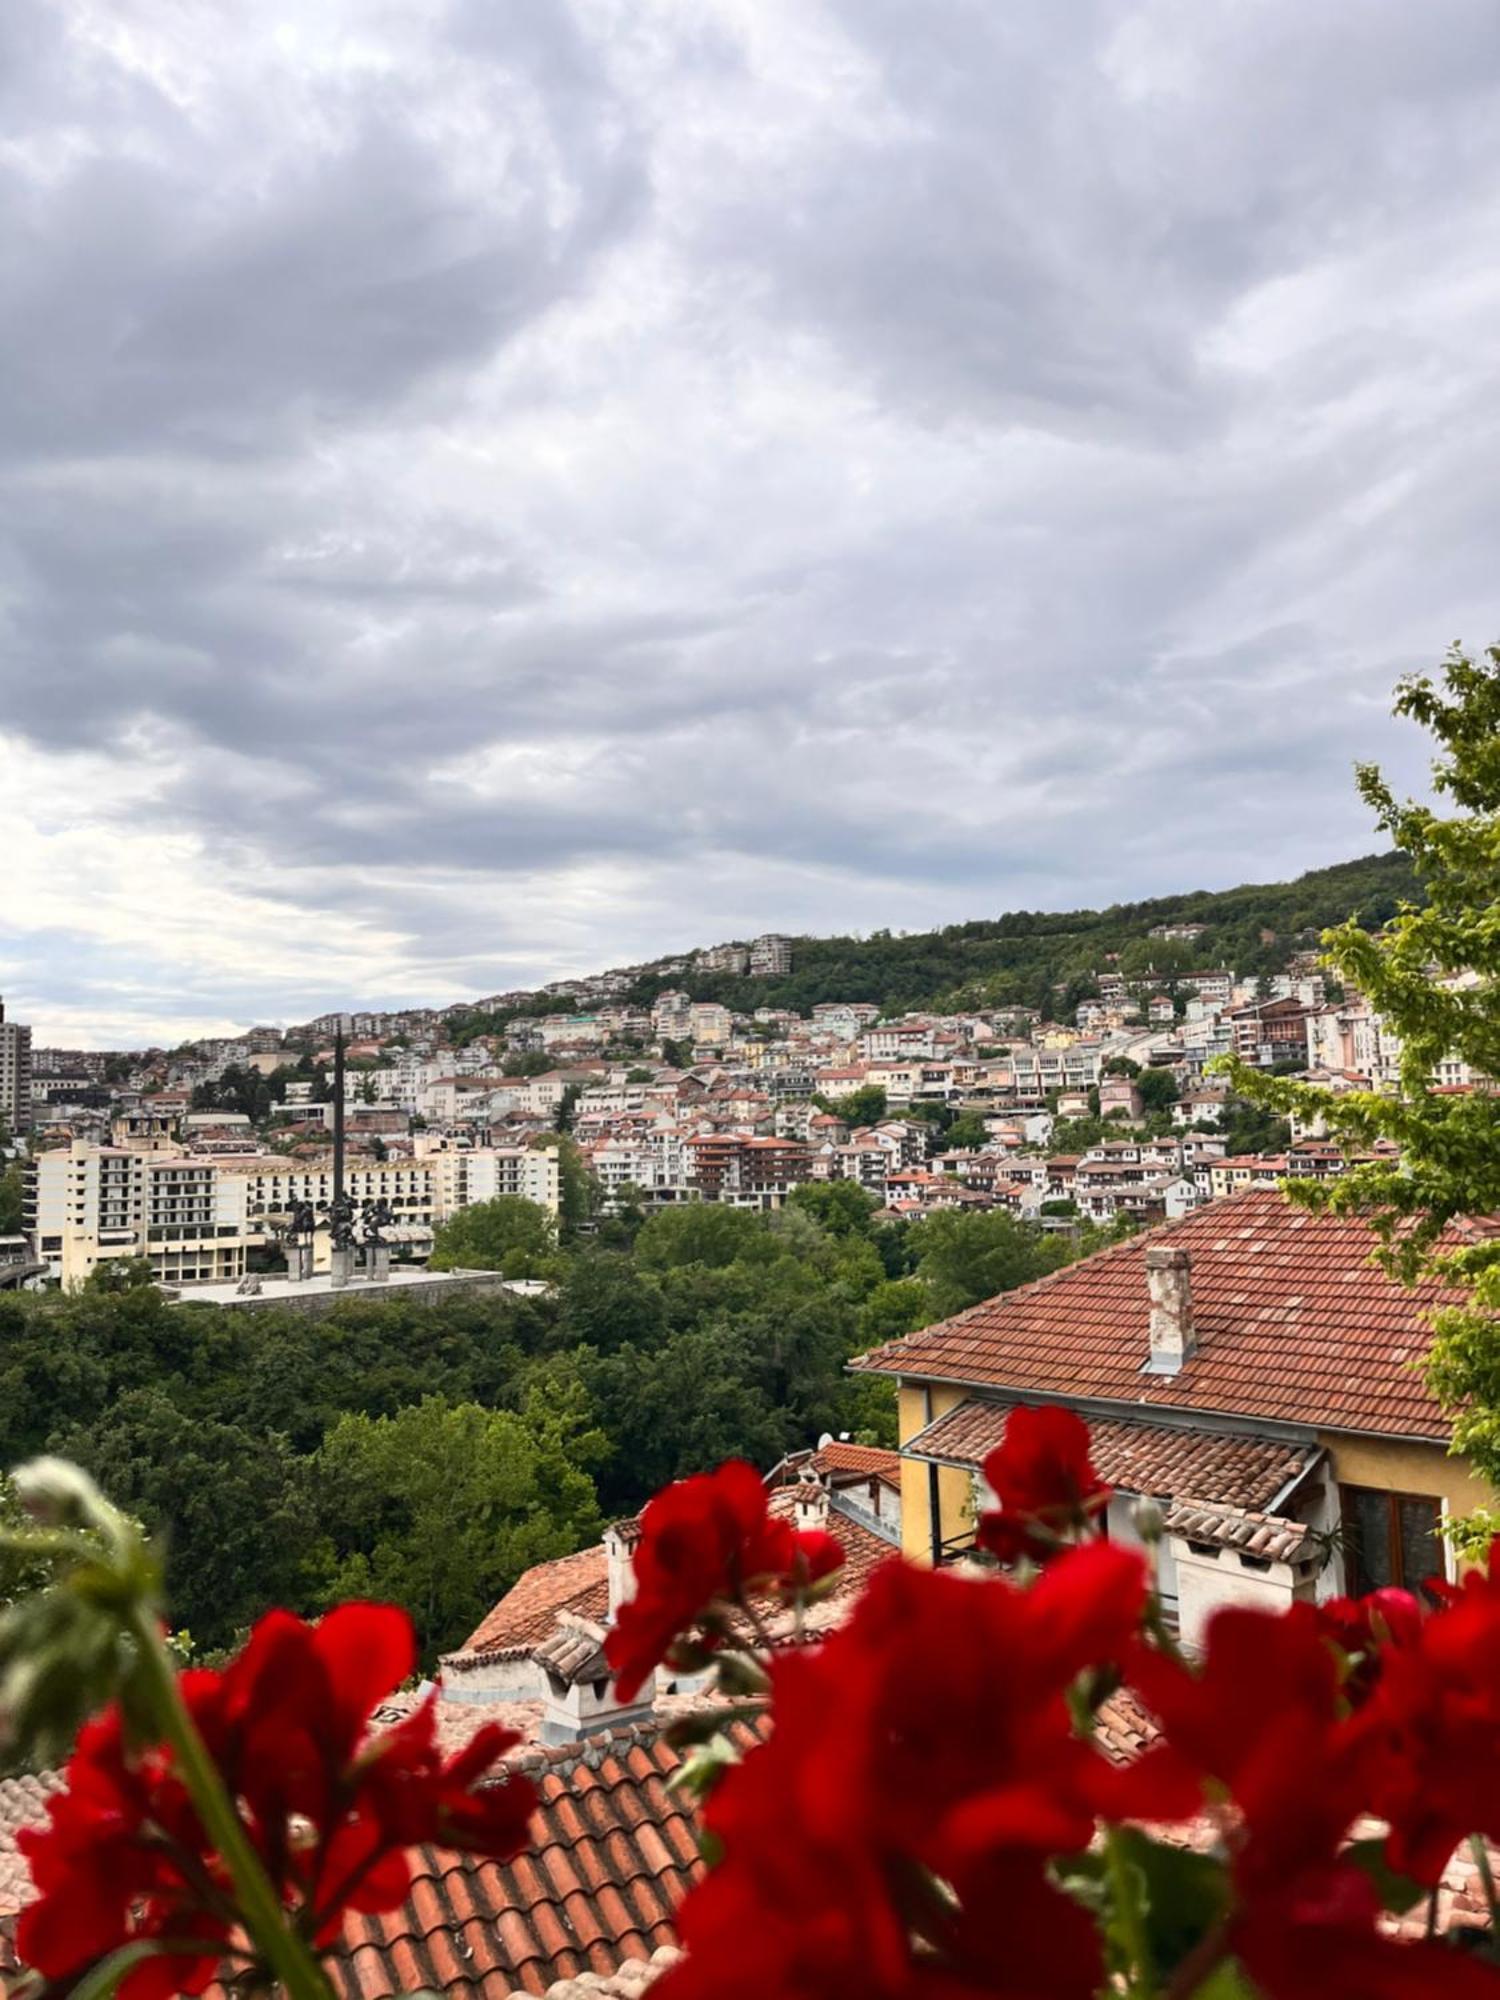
0, 924, 1486, 1293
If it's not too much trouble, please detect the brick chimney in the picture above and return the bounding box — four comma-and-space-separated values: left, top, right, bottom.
1145, 1244, 1195, 1375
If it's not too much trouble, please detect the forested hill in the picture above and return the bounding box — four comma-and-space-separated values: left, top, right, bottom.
618, 850, 1418, 1018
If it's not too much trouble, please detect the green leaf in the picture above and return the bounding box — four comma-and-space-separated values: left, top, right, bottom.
1344, 1834, 1429, 1915
66, 1943, 172, 2000
1187, 1961, 1260, 2000
665, 1734, 742, 1803
663, 1700, 766, 1750
1115, 1829, 1231, 1973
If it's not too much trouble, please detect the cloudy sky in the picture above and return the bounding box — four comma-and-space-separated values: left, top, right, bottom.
3, 1, 1498, 1046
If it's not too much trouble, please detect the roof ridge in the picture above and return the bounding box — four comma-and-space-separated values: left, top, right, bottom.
852, 1193, 1261, 1372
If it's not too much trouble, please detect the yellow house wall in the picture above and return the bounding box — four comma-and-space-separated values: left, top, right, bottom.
1319, 1431, 1493, 1522
898, 1383, 976, 1562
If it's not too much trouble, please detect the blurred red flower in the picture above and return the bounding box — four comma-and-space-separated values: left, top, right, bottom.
976, 1406, 1109, 1563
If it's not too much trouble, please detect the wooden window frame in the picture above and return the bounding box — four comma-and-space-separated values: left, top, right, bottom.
1338, 1483, 1444, 1594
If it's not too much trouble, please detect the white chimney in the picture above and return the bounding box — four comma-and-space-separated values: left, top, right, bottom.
1145, 1244, 1195, 1374
604, 1520, 639, 1620
793, 1470, 831, 1535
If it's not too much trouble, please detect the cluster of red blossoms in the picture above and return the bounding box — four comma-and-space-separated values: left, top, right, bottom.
17, 1415, 1500, 1999
605, 1458, 845, 1700
610, 1410, 1500, 2000
17, 1604, 536, 2000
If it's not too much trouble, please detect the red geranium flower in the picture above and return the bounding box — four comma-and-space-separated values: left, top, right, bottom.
17, 1603, 536, 1996
605, 1461, 843, 1699
659, 1545, 1148, 2000
1350, 1578, 1500, 1883
976, 1406, 1109, 1563
17, 1681, 232, 2000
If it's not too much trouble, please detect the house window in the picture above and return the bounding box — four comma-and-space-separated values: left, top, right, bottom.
1340, 1485, 1443, 1595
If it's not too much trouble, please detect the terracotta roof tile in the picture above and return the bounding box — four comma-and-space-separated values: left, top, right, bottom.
906, 1400, 1317, 1511
809, 1441, 902, 1487
854, 1188, 1465, 1440
1165, 1500, 1325, 1565
458, 1545, 610, 1658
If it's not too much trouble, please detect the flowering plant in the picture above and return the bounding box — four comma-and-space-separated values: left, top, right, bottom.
6, 1415, 1500, 1999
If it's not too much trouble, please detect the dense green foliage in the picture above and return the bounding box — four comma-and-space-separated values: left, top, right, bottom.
621, 852, 1416, 1020
1230, 648, 1500, 1506
0, 1163, 23, 1236
428, 1196, 557, 1275
0, 1192, 1090, 1660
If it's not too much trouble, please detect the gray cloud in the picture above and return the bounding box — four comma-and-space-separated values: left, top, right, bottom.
1, 0, 1496, 1041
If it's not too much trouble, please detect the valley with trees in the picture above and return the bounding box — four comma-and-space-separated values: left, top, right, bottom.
0, 1184, 1100, 1664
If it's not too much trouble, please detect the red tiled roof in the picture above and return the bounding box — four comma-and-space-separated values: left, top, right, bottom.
452, 1493, 896, 1671
906, 1401, 1317, 1511
810, 1440, 902, 1488
460, 1545, 610, 1658
854, 1189, 1467, 1442
328, 1719, 765, 1998
0, 1723, 761, 1996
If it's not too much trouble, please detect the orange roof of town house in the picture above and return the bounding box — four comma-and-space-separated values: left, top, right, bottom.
853, 1187, 1477, 1442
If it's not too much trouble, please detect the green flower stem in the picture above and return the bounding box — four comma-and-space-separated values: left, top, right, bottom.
128, 1607, 335, 2000
1104, 1824, 1156, 2000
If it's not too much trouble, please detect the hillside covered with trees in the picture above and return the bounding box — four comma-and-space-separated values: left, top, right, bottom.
618, 851, 1415, 1018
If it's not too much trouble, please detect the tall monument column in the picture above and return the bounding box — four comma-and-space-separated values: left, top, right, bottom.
328, 1018, 355, 1289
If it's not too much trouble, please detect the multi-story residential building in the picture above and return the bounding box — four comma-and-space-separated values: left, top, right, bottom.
27, 1143, 254, 1288
651, 991, 693, 1041
0, 999, 33, 1134
695, 943, 750, 976
27, 1124, 565, 1289
1227, 997, 1312, 1068
860, 1022, 936, 1063
682, 1133, 811, 1208
426, 1144, 561, 1217
748, 934, 793, 977
1179, 970, 1235, 1009
688, 1003, 734, 1047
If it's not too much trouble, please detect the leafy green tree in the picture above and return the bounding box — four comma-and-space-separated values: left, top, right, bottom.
1103, 1056, 1141, 1078
427, 1196, 556, 1276
556, 1250, 667, 1352
1227, 647, 1500, 1495
625, 1067, 657, 1084
944, 1112, 991, 1151
909, 1210, 1073, 1319
84, 1256, 157, 1294
1137, 1068, 1179, 1114
311, 1393, 602, 1660
660, 1038, 694, 1069
50, 1388, 310, 1650
0, 1163, 23, 1236
857, 1275, 935, 1347
817, 1084, 888, 1127
635, 1203, 773, 1272
532, 1133, 598, 1238
786, 1180, 879, 1237
501, 1051, 555, 1078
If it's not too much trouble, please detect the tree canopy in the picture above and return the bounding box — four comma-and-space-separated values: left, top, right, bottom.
427, 1196, 557, 1276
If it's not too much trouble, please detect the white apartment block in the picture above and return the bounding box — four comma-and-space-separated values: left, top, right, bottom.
28, 1135, 562, 1290
689, 1003, 734, 1046
748, 934, 793, 977
28, 1144, 253, 1289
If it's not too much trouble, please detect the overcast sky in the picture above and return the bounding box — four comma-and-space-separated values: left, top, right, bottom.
3, 2, 1498, 1046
